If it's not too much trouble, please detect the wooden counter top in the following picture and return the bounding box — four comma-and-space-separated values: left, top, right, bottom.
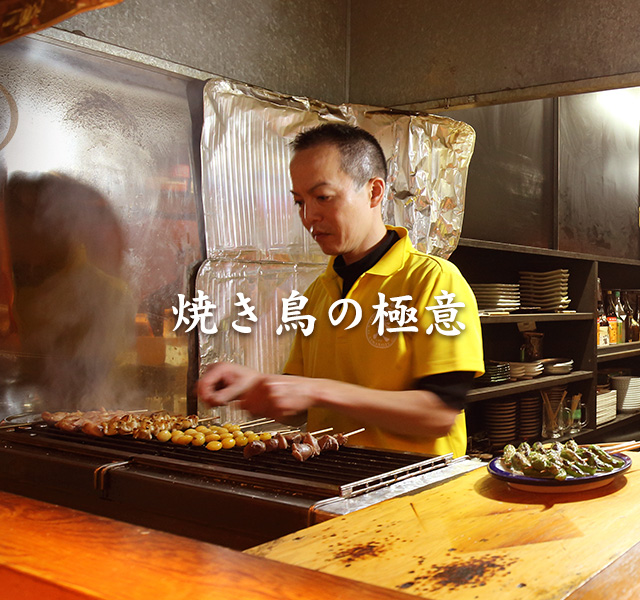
0, 491, 410, 600
5, 458, 640, 600
249, 454, 640, 600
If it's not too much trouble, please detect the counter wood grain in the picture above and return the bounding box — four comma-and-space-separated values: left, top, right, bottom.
249, 453, 640, 600
0, 491, 411, 600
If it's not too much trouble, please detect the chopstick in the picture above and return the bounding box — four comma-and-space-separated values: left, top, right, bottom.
583, 440, 640, 453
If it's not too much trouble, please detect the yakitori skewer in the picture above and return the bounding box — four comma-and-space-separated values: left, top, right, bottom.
343, 427, 365, 438
197, 415, 220, 424
290, 427, 366, 462
309, 427, 333, 436
238, 418, 275, 429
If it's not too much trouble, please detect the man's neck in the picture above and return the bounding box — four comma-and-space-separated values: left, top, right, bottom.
341, 224, 389, 265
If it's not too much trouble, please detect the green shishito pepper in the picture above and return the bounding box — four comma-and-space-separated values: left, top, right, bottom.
500, 440, 623, 481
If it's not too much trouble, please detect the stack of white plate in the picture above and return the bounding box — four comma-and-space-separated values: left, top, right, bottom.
508, 363, 526, 380
541, 358, 574, 375
470, 283, 520, 312
508, 360, 544, 380
610, 376, 640, 413
518, 396, 541, 440
596, 389, 617, 425
484, 399, 518, 449
519, 269, 571, 311
476, 361, 511, 385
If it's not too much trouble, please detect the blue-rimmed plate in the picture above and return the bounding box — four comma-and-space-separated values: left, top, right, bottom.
487, 453, 632, 493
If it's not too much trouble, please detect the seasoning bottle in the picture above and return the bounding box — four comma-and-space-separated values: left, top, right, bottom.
623, 291, 638, 342
597, 279, 609, 346
614, 290, 627, 344
630, 292, 640, 342
606, 290, 619, 344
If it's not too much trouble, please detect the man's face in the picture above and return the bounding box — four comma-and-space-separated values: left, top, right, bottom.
290, 143, 379, 264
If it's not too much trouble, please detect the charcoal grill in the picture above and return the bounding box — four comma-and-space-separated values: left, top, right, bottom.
0, 423, 451, 550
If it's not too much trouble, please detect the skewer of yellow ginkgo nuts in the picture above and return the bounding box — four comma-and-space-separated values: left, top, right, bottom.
156, 418, 278, 450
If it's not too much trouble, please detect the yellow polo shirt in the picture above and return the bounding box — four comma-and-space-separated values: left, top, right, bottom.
283, 226, 484, 457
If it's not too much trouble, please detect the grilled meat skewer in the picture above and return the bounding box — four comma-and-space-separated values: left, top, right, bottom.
291, 442, 315, 462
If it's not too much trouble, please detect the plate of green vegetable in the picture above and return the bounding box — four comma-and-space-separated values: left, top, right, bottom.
488, 440, 632, 493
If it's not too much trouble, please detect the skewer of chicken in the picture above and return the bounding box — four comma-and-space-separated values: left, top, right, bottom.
291, 427, 365, 462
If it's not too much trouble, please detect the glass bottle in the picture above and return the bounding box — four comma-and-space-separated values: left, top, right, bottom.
614, 290, 627, 344
606, 290, 619, 344
623, 291, 638, 342
597, 279, 609, 346
632, 292, 640, 342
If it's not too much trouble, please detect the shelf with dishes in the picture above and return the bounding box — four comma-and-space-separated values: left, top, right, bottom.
467, 371, 593, 403
451, 238, 640, 447
470, 269, 576, 316
480, 312, 593, 324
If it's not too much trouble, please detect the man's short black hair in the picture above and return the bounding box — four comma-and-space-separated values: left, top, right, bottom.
291, 123, 387, 189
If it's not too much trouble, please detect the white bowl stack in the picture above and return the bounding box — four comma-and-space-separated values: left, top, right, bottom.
596, 389, 617, 425
519, 269, 571, 311
541, 358, 574, 375
610, 376, 640, 413
508, 360, 544, 380
470, 283, 520, 312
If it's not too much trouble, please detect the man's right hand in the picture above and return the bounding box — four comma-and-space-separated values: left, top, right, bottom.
197, 362, 263, 406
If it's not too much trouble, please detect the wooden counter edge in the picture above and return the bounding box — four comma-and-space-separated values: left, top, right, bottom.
564, 539, 640, 600
0, 491, 413, 600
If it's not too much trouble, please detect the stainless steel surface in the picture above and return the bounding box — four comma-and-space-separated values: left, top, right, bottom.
17, 425, 439, 493
0, 410, 43, 429
338, 452, 451, 498
558, 88, 640, 259
350, 1, 640, 108
310, 457, 485, 520
440, 99, 554, 249
0, 35, 203, 413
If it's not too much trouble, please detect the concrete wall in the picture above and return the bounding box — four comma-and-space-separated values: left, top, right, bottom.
58, 0, 349, 105
58, 1, 640, 109
349, 0, 640, 108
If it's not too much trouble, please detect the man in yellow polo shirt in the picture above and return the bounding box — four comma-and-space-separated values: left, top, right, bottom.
199, 124, 484, 457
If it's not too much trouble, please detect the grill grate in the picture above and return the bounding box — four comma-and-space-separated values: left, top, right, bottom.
5, 425, 449, 498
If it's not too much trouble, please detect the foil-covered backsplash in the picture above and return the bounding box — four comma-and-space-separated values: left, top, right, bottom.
201, 77, 476, 260
197, 77, 475, 421
195, 259, 322, 421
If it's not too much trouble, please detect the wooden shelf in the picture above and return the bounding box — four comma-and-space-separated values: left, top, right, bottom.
597, 342, 640, 363
480, 312, 593, 324
453, 240, 640, 444
574, 412, 640, 443
466, 371, 593, 403
458, 237, 640, 266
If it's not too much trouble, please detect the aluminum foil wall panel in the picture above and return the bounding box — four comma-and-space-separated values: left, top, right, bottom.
201, 77, 476, 260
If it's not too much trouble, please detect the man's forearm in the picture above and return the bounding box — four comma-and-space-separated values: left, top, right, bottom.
310, 378, 460, 438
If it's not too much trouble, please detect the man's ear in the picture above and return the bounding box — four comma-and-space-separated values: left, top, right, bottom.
369, 177, 386, 208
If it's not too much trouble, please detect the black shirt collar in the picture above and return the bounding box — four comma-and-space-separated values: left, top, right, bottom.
332, 229, 400, 297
